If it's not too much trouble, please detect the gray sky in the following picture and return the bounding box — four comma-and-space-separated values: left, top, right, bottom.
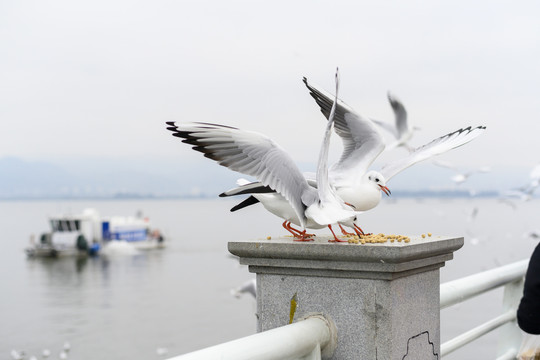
2, 0, 540, 174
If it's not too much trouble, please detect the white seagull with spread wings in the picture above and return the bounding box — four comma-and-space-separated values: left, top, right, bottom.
221, 77, 486, 238
166, 69, 361, 242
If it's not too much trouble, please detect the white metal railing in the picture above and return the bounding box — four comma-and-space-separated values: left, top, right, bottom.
167, 314, 336, 360
168, 260, 528, 360
440, 259, 528, 358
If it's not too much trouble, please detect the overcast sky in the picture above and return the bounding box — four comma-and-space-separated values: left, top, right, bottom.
2, 1, 540, 178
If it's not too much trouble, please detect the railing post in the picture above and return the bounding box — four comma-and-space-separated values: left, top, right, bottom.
229, 235, 463, 360
496, 277, 525, 358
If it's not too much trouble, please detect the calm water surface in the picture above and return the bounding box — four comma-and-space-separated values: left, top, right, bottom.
0, 198, 537, 359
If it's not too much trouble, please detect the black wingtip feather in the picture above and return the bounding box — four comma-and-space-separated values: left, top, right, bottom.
230, 196, 260, 212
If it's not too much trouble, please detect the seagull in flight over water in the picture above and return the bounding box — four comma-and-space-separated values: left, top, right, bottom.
371, 91, 418, 151
166, 69, 362, 242
221, 77, 486, 238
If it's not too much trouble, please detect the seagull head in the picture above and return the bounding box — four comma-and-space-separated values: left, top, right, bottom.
367, 171, 391, 196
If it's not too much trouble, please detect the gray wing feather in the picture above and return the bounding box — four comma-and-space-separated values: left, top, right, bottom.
380, 126, 486, 182
371, 118, 398, 138
166, 122, 313, 227
303, 77, 385, 185
387, 91, 408, 138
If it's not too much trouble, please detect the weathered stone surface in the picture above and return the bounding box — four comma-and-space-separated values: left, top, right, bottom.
229, 235, 463, 359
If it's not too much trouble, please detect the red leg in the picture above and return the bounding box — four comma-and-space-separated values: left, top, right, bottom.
282, 221, 301, 237
338, 224, 355, 236
328, 225, 348, 243
353, 224, 369, 236
293, 229, 315, 242
284, 221, 315, 238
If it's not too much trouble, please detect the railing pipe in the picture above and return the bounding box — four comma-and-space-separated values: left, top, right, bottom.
440, 259, 528, 309
167, 314, 336, 360
496, 348, 518, 360
441, 309, 515, 356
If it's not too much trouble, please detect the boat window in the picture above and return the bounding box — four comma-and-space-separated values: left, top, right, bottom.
74, 220, 80, 231
60, 221, 69, 232
50, 220, 58, 231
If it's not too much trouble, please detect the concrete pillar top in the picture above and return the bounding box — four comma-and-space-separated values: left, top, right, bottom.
229, 235, 464, 280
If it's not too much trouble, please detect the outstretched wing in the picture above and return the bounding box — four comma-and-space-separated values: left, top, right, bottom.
166, 122, 314, 227
303, 77, 385, 186
380, 126, 487, 182
387, 91, 408, 139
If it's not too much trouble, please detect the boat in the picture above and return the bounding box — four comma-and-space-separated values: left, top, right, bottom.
25, 208, 165, 257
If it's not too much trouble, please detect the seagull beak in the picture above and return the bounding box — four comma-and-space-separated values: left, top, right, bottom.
379, 185, 391, 196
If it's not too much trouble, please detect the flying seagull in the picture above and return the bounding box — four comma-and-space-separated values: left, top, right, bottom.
371, 91, 417, 151
166, 69, 361, 242
222, 77, 486, 237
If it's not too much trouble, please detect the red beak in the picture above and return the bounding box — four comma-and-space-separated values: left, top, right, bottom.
379, 185, 391, 196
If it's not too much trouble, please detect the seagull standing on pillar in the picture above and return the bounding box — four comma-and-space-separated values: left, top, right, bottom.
166, 69, 361, 242
221, 78, 486, 237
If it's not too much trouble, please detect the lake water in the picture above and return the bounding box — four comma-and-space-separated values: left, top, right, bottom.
1, 197, 538, 359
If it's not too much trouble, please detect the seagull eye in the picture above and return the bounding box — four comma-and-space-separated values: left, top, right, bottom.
375, 178, 380, 183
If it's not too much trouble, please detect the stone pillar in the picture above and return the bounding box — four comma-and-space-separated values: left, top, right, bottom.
228, 235, 463, 360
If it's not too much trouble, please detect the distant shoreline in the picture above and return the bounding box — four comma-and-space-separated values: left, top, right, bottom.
0, 190, 506, 201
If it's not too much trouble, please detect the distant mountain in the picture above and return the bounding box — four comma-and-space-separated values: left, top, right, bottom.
0, 157, 77, 198
0, 156, 531, 199
0, 156, 241, 199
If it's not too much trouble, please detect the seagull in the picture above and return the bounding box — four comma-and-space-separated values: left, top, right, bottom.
231, 278, 257, 298
220, 78, 486, 236
451, 166, 491, 185
530, 164, 540, 186
166, 69, 362, 242
501, 163, 540, 202
221, 77, 486, 237
10, 350, 24, 360
520, 163, 540, 197
156, 347, 169, 356
370, 92, 417, 151
222, 76, 391, 214
431, 160, 491, 185
502, 187, 536, 202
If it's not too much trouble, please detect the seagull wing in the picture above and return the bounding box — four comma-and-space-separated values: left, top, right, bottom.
315, 69, 339, 204
530, 164, 540, 181
166, 122, 316, 228
370, 118, 398, 138
387, 91, 408, 139
369, 91, 408, 141
303, 77, 385, 186
380, 126, 486, 182
220, 182, 274, 197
